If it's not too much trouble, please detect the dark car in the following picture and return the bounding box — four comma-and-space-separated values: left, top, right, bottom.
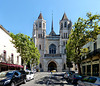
64, 71, 75, 80
68, 73, 82, 84
0, 70, 26, 86
18, 70, 26, 80
77, 76, 100, 86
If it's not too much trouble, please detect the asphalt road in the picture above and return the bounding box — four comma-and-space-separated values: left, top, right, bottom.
20, 72, 75, 86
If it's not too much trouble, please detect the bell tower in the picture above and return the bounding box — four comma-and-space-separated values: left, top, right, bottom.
59, 13, 72, 54
32, 13, 46, 70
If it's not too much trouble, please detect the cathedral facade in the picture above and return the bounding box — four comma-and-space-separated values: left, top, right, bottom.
32, 13, 73, 72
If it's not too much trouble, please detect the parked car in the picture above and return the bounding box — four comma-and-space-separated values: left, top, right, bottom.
77, 76, 100, 86
0, 70, 26, 86
18, 70, 26, 82
64, 71, 75, 80
25, 70, 34, 81
68, 73, 83, 84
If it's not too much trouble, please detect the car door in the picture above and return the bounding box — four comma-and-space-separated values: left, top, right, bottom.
13, 71, 20, 85
85, 77, 97, 86
79, 76, 89, 86
17, 71, 23, 83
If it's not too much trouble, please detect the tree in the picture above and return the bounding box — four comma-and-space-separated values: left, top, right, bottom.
10, 33, 40, 70
66, 13, 100, 74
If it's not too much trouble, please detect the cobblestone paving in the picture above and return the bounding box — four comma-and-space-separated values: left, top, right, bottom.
20, 72, 75, 86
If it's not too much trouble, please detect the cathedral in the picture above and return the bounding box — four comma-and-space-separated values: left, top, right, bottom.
32, 13, 74, 72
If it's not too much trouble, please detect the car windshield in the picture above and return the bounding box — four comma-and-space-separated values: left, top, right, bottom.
6, 71, 14, 76
0, 71, 13, 77
88, 77, 97, 83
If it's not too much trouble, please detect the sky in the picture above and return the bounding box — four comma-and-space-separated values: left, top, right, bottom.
0, 0, 100, 37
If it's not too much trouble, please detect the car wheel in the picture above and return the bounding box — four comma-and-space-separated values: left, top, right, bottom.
23, 79, 26, 84
11, 82, 15, 86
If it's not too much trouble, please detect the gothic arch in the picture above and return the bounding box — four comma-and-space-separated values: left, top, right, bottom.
47, 59, 58, 66
48, 61, 57, 71
49, 44, 56, 54
39, 63, 42, 68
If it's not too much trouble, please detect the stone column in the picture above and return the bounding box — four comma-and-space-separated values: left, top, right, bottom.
91, 60, 93, 76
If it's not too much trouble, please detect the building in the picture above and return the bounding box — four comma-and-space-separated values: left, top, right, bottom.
81, 34, 100, 77
0, 25, 23, 72
32, 13, 76, 72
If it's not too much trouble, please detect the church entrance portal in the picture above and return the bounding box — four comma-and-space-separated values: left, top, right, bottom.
48, 61, 57, 71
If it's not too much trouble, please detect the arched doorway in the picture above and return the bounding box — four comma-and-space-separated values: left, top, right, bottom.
48, 61, 57, 71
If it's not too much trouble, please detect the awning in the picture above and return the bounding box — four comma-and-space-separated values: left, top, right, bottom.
0, 62, 24, 68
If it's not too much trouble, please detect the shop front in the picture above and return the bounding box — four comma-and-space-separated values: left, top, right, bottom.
81, 55, 100, 77
0, 62, 23, 72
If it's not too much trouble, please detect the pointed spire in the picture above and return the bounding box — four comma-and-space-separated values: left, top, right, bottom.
49, 12, 56, 36
38, 13, 43, 19
51, 13, 53, 31
61, 13, 68, 21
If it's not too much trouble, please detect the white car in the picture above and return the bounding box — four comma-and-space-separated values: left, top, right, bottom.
77, 76, 100, 86
25, 71, 34, 81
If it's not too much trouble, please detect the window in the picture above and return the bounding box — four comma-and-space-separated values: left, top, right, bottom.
39, 45, 41, 50
63, 41, 65, 46
3, 50, 6, 61
66, 41, 67, 44
61, 23, 63, 29
87, 65, 91, 75
64, 33, 65, 38
94, 42, 97, 50
38, 34, 42, 38
66, 33, 67, 38
64, 22, 67, 27
40, 63, 42, 68
43, 23, 45, 28
49, 44, 56, 54
39, 22, 41, 28
63, 33, 67, 38
64, 49, 66, 53
11, 53, 14, 64
63, 64, 66, 69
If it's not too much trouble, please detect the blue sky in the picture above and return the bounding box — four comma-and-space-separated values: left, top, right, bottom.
0, 0, 100, 37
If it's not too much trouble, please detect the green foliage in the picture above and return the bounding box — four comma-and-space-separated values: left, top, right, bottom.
66, 12, 100, 64
10, 33, 40, 67
66, 13, 100, 74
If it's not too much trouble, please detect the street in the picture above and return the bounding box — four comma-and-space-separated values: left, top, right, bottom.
20, 72, 76, 86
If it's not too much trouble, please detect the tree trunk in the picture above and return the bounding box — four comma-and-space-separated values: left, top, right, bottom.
77, 63, 81, 75
31, 64, 33, 72
23, 60, 26, 71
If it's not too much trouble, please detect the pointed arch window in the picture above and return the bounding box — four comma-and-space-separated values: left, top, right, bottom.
39, 22, 41, 28
64, 22, 67, 27
61, 23, 63, 29
40, 63, 42, 68
39, 44, 41, 50
43, 23, 45, 28
49, 44, 56, 54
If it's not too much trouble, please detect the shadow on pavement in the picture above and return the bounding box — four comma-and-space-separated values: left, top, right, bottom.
35, 73, 76, 86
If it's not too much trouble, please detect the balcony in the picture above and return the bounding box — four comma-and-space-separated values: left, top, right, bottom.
87, 48, 100, 58
44, 54, 62, 58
